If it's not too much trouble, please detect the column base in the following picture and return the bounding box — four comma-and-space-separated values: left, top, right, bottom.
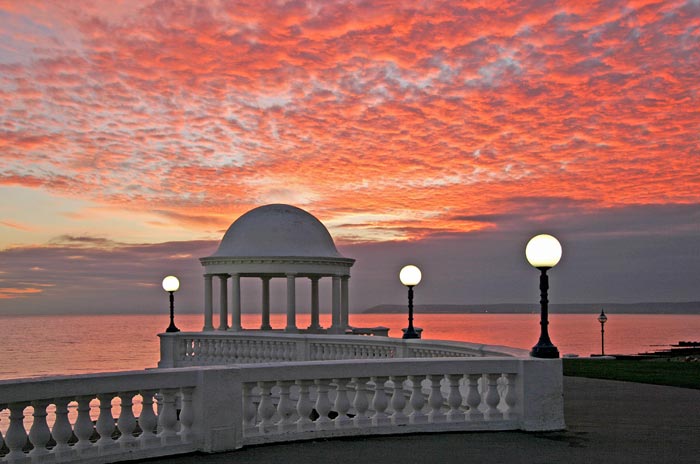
284, 326, 299, 333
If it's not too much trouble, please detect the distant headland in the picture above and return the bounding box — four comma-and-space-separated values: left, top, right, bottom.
362, 302, 700, 315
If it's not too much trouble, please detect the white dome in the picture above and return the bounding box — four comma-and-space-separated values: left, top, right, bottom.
213, 204, 343, 258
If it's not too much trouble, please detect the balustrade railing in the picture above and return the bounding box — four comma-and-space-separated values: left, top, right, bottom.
159, 332, 526, 368
1, 337, 563, 463
0, 370, 198, 464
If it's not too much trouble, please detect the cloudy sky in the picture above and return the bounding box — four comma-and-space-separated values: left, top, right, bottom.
1, 0, 699, 315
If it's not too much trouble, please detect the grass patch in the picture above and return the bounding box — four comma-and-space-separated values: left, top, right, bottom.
563, 358, 700, 390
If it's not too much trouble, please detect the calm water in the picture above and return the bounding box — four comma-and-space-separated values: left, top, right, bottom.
1, 313, 699, 380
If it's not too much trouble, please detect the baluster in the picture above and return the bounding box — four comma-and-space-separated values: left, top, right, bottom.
276, 380, 296, 433
0, 404, 4, 453
465, 374, 483, 420
158, 389, 180, 444
179, 388, 195, 442
242, 383, 259, 436
484, 374, 502, 420
117, 392, 138, 449
371, 376, 390, 426
198, 339, 207, 363
96, 393, 118, 453
260, 341, 269, 361
239, 340, 248, 362
503, 373, 518, 420
254, 340, 262, 361
139, 390, 160, 447
332, 378, 352, 428
28, 400, 51, 458
220, 340, 229, 361
5, 402, 29, 462
427, 374, 445, 423
313, 379, 332, 430
352, 377, 371, 428
295, 380, 315, 432
184, 338, 192, 360
73, 396, 95, 452
445, 374, 465, 422
389, 375, 408, 425
51, 398, 74, 460
408, 375, 427, 424
257, 381, 276, 434
215, 339, 224, 363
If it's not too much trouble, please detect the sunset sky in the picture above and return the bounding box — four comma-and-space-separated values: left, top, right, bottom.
1, 0, 699, 316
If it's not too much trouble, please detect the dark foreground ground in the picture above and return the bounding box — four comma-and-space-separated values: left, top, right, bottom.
138, 377, 700, 464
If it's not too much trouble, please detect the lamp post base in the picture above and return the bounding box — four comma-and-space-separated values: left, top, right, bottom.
530, 344, 559, 358
402, 327, 421, 339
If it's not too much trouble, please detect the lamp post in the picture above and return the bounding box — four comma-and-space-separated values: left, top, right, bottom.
598, 309, 608, 356
399, 265, 422, 339
525, 234, 561, 358
162, 275, 180, 333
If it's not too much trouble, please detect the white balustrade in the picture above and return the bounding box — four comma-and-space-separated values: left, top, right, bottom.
2, 337, 563, 463
0, 370, 199, 463
159, 332, 526, 369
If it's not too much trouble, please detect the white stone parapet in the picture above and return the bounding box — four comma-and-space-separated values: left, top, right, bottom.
158, 331, 527, 367
0, 337, 564, 463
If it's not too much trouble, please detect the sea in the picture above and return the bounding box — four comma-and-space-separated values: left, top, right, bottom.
1, 313, 699, 381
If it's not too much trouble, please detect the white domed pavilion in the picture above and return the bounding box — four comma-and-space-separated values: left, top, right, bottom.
199, 204, 355, 333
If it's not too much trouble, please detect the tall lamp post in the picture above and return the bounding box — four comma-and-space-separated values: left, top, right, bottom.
598, 309, 608, 356
162, 275, 181, 333
399, 265, 422, 339
525, 234, 561, 358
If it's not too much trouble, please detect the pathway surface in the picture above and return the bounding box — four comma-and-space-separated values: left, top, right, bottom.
137, 376, 700, 464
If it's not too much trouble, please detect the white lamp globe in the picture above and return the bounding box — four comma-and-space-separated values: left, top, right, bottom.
399, 265, 422, 287
525, 234, 562, 269
162, 275, 180, 292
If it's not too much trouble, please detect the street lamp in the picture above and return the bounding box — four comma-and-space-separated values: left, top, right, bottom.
399, 265, 422, 339
598, 309, 608, 355
525, 234, 561, 358
162, 275, 181, 333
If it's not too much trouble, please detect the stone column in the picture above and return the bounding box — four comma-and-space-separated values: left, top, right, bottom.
285, 274, 297, 333
203, 274, 214, 331
218, 274, 229, 331
261, 277, 272, 330
230, 273, 242, 332
308, 276, 321, 331
341, 275, 350, 330
330, 275, 342, 333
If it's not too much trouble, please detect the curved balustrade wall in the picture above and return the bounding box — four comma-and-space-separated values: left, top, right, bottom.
158, 332, 527, 368
0, 337, 563, 463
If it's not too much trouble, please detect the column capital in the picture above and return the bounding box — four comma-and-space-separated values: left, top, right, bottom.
286, 273, 297, 278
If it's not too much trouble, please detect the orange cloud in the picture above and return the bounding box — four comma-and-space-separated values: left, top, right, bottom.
0, 1, 698, 243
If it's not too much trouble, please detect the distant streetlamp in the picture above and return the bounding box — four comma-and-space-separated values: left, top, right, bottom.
525, 234, 561, 358
598, 309, 608, 355
162, 275, 181, 333
399, 265, 422, 339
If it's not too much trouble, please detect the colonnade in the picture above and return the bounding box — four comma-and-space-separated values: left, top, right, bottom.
202, 274, 350, 333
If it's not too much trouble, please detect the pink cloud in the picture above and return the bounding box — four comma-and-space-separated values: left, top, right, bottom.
0, 0, 698, 243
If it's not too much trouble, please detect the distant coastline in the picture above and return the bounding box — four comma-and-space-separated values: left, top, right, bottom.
362, 302, 700, 315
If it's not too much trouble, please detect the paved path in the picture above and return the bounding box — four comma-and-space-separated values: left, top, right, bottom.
137, 377, 700, 464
